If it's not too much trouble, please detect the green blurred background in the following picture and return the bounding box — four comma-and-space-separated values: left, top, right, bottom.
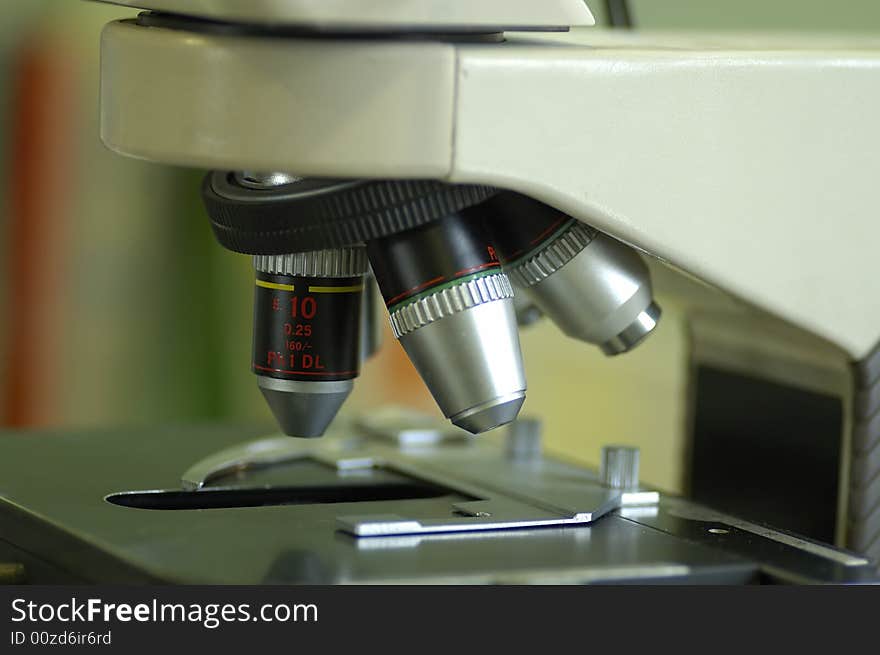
2, 0, 880, 494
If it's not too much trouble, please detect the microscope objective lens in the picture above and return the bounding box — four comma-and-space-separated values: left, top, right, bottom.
482, 193, 661, 355
252, 250, 368, 437
368, 212, 527, 434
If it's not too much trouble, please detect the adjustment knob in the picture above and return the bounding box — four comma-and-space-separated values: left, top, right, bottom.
600, 445, 640, 489
506, 418, 543, 461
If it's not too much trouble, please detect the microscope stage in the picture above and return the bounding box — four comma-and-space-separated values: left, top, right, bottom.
0, 422, 874, 584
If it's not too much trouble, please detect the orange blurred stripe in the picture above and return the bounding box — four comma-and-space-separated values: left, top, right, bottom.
3, 36, 78, 427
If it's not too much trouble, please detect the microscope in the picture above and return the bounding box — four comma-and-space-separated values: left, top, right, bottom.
0, 0, 878, 584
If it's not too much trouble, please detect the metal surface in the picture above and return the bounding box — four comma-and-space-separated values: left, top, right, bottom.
601, 302, 662, 356
257, 377, 353, 439
662, 498, 870, 568
601, 445, 641, 490
254, 250, 369, 278
504, 220, 597, 288
506, 418, 543, 461
91, 0, 596, 30
354, 407, 472, 448
336, 482, 621, 537
101, 24, 880, 357
851, 341, 880, 558
512, 291, 544, 327
182, 436, 307, 491
212, 172, 357, 204
179, 433, 636, 537
397, 298, 526, 433
366, 207, 522, 436
388, 273, 514, 338
0, 423, 876, 583
521, 232, 660, 354
234, 171, 300, 189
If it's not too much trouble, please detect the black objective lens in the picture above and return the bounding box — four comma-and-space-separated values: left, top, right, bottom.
252, 251, 368, 437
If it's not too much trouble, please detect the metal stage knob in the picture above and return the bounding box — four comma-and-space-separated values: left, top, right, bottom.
600, 445, 641, 490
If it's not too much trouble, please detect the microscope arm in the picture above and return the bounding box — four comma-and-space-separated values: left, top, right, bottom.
101, 23, 880, 360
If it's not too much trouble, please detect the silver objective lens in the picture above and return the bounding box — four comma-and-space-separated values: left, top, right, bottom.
389, 273, 526, 434
505, 220, 661, 355
368, 212, 527, 435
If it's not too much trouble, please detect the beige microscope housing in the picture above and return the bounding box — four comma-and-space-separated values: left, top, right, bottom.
92, 1, 880, 557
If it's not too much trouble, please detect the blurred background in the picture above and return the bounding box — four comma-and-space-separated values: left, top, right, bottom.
2, 0, 880, 498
